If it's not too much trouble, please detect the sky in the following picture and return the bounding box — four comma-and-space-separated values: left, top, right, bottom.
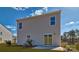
0, 7, 79, 36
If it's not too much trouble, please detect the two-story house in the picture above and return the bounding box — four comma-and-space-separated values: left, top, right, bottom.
16, 10, 61, 47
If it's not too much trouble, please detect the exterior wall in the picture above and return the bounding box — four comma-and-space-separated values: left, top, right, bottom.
17, 11, 61, 46
0, 24, 13, 44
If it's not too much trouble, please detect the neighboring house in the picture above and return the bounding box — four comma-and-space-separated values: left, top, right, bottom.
17, 10, 61, 47
0, 24, 13, 44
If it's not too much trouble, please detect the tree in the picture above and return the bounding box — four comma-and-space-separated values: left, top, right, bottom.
63, 32, 69, 42
62, 29, 79, 45
68, 30, 76, 44
75, 29, 79, 39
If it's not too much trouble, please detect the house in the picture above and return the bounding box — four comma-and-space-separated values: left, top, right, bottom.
16, 10, 61, 47
0, 24, 13, 44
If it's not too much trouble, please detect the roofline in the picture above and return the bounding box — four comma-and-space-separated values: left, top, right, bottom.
0, 24, 12, 34
17, 10, 61, 22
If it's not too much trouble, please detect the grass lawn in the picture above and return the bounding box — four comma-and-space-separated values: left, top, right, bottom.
0, 44, 63, 52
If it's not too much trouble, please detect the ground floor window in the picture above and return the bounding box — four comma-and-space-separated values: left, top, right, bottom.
44, 34, 52, 45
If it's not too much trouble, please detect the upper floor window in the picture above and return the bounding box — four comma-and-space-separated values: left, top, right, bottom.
19, 23, 22, 29
50, 16, 55, 25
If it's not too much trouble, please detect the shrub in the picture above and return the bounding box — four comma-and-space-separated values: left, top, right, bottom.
5, 40, 11, 46
23, 40, 33, 48
27, 40, 32, 46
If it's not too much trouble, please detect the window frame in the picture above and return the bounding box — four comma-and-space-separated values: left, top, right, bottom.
49, 16, 56, 26
18, 23, 22, 29
0, 32, 2, 35
43, 33, 53, 45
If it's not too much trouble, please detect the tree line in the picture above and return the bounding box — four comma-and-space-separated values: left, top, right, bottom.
61, 29, 79, 44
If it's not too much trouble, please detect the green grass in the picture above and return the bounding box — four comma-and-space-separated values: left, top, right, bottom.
0, 44, 63, 52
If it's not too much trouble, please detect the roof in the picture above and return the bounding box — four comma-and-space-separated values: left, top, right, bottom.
17, 10, 61, 22
0, 24, 12, 33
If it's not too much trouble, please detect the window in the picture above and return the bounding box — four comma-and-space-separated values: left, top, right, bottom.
19, 23, 22, 29
50, 16, 55, 25
44, 35, 48, 45
27, 35, 30, 38
0, 32, 2, 35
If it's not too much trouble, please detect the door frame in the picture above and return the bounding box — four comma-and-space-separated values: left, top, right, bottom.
43, 33, 53, 45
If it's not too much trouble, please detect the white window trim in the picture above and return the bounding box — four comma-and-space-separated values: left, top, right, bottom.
49, 16, 56, 26
18, 23, 22, 29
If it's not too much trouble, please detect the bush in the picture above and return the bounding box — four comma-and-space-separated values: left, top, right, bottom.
5, 40, 11, 46
27, 40, 32, 46
23, 40, 33, 48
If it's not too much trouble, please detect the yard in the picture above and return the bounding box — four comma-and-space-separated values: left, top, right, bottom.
61, 41, 79, 52
0, 44, 63, 52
